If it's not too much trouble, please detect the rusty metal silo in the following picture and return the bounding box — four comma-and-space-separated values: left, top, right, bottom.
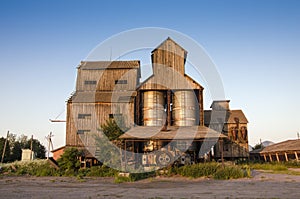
143, 91, 166, 126
172, 90, 198, 126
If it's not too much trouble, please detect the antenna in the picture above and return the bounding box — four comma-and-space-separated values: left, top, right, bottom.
49, 109, 66, 122
45, 132, 54, 159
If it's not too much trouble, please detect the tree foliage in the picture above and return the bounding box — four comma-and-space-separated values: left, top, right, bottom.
57, 147, 81, 173
100, 118, 128, 141
0, 134, 46, 163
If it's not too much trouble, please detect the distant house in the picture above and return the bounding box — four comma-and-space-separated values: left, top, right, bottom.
21, 149, 35, 161
259, 139, 300, 162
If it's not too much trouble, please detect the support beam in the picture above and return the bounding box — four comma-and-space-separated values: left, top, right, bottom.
269, 154, 273, 162
295, 152, 299, 161
199, 89, 204, 126
285, 152, 289, 162
167, 90, 171, 126
1, 131, 9, 163
263, 154, 267, 162
276, 153, 280, 162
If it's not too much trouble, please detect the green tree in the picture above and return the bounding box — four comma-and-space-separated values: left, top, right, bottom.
253, 143, 263, 150
57, 147, 81, 172
100, 118, 128, 141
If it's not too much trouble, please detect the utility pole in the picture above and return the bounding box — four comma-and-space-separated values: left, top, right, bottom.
1, 131, 9, 163
30, 135, 33, 160
297, 132, 299, 140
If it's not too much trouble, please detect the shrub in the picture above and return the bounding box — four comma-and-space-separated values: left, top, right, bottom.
1, 160, 57, 176
57, 147, 81, 175
213, 166, 246, 180
174, 162, 220, 178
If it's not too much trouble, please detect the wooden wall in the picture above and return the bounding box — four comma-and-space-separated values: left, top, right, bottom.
76, 68, 139, 91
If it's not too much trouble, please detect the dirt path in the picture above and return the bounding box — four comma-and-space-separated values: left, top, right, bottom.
1, 171, 300, 199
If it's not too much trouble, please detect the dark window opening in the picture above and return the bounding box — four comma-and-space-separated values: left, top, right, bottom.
84, 80, 97, 85
77, 130, 91, 134
115, 80, 127, 84
109, 113, 123, 119
78, 114, 92, 119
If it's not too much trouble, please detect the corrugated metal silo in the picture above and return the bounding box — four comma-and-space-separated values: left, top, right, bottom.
172, 90, 198, 126
143, 91, 166, 126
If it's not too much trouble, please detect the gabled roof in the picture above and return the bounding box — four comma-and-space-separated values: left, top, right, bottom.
204, 110, 248, 124
78, 61, 140, 70
260, 139, 300, 153
119, 126, 227, 140
151, 37, 187, 54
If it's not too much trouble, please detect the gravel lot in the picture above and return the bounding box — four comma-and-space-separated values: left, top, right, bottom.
1, 170, 300, 199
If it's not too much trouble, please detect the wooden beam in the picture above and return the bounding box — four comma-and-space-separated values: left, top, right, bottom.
263, 154, 267, 162
167, 90, 171, 126
295, 152, 299, 161
285, 152, 289, 162
269, 154, 273, 162
199, 89, 204, 126
276, 153, 280, 162
1, 131, 9, 163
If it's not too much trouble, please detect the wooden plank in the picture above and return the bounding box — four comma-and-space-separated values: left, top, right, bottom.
167, 90, 171, 126
276, 153, 280, 162
285, 152, 289, 161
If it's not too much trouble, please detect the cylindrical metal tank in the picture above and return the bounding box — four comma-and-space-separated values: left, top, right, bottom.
143, 91, 166, 126
172, 90, 198, 126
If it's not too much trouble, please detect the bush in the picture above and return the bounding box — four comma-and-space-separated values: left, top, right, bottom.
1, 160, 57, 176
57, 148, 81, 175
213, 166, 246, 180
173, 162, 220, 178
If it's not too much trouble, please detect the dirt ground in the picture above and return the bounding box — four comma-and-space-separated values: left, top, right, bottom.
1, 170, 300, 199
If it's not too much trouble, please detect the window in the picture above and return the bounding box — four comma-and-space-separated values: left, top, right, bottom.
84, 80, 97, 85
77, 130, 90, 134
78, 114, 91, 119
115, 80, 127, 84
109, 113, 122, 119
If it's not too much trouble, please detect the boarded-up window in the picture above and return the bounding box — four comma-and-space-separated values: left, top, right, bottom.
109, 113, 123, 119
78, 114, 92, 119
115, 80, 127, 84
77, 130, 90, 134
84, 80, 97, 85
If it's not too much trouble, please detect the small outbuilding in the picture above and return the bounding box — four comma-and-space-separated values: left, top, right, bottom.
21, 149, 35, 161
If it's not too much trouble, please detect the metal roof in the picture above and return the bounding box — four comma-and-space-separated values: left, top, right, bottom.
260, 139, 300, 153
119, 126, 227, 140
78, 61, 140, 70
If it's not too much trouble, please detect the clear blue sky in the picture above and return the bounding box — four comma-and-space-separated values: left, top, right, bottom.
0, 0, 299, 149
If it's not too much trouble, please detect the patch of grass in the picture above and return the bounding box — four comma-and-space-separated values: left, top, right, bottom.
249, 163, 288, 171
114, 176, 131, 183
213, 166, 247, 180
1, 160, 58, 176
171, 162, 220, 178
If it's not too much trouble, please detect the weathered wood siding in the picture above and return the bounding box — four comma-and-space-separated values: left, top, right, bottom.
152, 38, 186, 75
76, 69, 139, 91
